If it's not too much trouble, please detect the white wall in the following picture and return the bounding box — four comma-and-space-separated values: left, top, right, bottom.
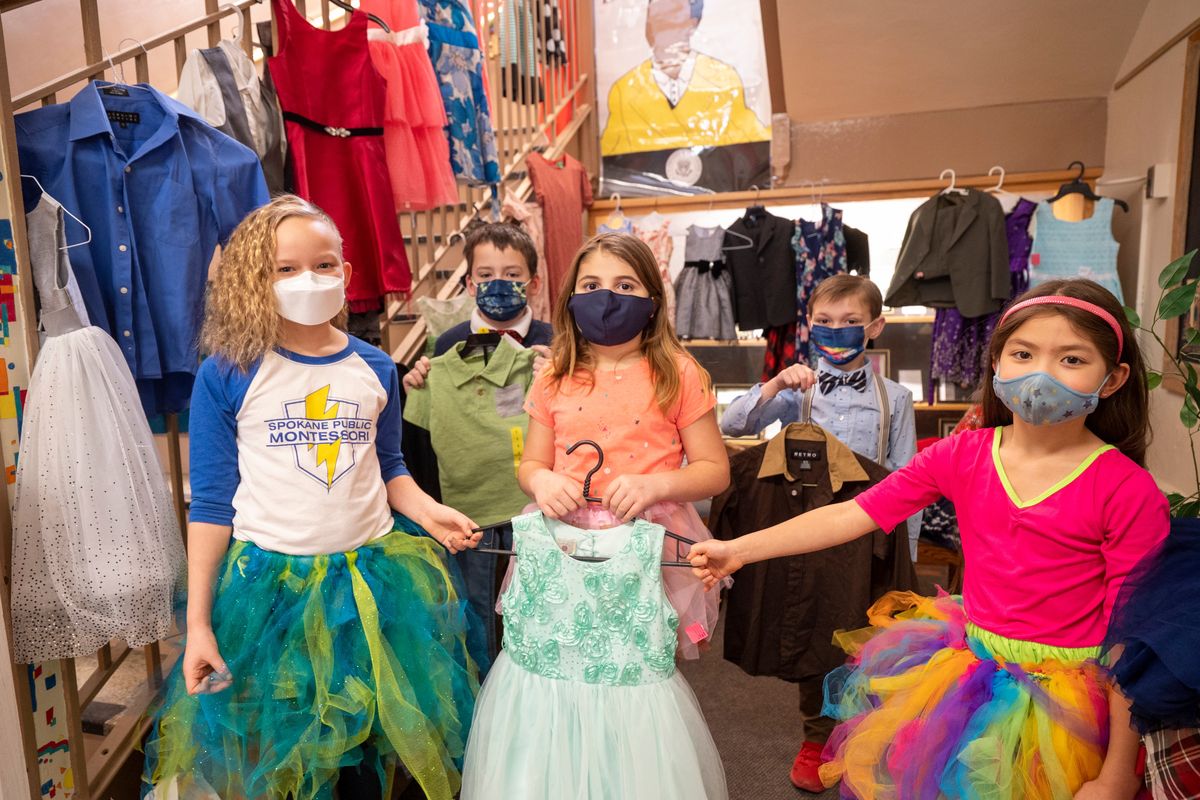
1104, 0, 1200, 492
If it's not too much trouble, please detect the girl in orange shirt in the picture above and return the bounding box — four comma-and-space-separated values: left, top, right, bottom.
518, 232, 731, 658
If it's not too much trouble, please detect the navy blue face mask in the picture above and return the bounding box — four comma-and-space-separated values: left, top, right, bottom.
567, 290, 656, 346
474, 279, 528, 322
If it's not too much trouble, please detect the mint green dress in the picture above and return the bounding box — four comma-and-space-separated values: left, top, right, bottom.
461, 512, 727, 799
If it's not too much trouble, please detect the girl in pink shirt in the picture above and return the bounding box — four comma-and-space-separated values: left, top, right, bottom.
519, 232, 731, 659
690, 279, 1169, 800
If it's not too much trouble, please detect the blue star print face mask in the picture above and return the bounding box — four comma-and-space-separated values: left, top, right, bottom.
992, 371, 1110, 426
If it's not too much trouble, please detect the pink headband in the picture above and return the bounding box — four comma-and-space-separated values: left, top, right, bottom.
1000, 295, 1124, 359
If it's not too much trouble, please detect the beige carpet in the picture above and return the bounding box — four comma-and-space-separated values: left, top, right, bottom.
678, 611, 841, 800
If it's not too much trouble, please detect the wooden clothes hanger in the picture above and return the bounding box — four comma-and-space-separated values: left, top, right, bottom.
1046, 160, 1129, 212
471, 439, 697, 566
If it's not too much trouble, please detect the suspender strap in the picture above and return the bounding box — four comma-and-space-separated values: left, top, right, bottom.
874, 369, 890, 468
800, 365, 891, 467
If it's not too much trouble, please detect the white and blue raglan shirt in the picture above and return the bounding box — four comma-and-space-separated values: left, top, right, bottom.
188, 335, 409, 555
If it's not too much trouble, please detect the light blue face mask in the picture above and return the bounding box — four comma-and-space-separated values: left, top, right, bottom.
992, 370, 1111, 426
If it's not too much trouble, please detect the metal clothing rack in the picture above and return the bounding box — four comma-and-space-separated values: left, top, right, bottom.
0, 0, 597, 795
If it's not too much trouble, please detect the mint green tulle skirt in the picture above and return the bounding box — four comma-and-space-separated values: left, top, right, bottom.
141, 517, 483, 800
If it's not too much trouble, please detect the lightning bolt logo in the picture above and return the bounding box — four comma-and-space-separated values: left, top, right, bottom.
305, 385, 341, 488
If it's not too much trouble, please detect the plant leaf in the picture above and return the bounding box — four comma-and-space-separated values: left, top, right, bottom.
1159, 250, 1198, 290
1146, 371, 1163, 390
1159, 282, 1200, 320
1175, 499, 1200, 519
1187, 327, 1200, 347
1186, 383, 1200, 412
1189, 362, 1200, 388
1181, 401, 1199, 429
1168, 491, 1187, 506
1124, 306, 1142, 327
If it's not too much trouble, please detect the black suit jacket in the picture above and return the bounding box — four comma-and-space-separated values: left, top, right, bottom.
886, 189, 1011, 318
724, 212, 797, 329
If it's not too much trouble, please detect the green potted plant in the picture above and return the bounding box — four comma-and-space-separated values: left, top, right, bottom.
1123, 249, 1200, 518
1118, 249, 1200, 797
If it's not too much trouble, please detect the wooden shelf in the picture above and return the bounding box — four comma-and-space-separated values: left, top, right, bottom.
589, 167, 1101, 215
884, 314, 935, 323
679, 315, 933, 345
914, 402, 974, 412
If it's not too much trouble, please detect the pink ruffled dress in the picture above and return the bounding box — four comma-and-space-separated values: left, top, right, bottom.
362, 0, 459, 211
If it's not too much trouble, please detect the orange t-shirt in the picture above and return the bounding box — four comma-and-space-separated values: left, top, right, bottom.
524, 354, 716, 500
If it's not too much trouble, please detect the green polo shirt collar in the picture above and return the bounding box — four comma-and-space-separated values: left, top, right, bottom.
442, 339, 524, 389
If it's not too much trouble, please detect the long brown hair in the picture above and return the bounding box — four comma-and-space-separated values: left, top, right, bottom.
981, 279, 1150, 465
200, 195, 347, 370
548, 232, 712, 412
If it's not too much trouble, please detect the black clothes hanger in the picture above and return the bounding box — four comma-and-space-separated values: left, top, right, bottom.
324, 0, 391, 32
743, 184, 767, 223
566, 439, 605, 502
471, 439, 697, 566
462, 331, 501, 364
1046, 161, 1129, 212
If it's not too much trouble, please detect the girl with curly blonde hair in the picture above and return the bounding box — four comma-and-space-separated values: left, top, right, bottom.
143, 195, 484, 800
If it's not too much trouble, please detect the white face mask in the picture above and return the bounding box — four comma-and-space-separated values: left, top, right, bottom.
273, 271, 345, 325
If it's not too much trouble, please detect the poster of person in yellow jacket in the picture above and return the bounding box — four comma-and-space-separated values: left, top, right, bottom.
597, 0, 772, 196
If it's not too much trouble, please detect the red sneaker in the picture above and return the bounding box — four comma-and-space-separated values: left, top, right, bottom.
790, 740, 826, 792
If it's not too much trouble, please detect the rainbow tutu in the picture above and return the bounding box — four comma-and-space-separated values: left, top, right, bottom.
142, 517, 483, 800
820, 592, 1109, 800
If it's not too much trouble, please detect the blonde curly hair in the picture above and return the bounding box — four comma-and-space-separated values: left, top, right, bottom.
200, 195, 346, 370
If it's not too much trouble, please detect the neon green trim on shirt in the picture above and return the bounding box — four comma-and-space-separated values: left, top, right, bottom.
966, 622, 1102, 663
991, 427, 1114, 509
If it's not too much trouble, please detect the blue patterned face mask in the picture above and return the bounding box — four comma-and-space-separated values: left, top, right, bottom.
475, 279, 528, 322
810, 324, 867, 365
992, 371, 1111, 426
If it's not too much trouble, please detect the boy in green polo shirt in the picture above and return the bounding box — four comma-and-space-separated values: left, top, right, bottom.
403, 224, 552, 663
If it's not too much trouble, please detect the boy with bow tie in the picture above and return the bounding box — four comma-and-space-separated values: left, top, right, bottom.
720, 273, 921, 792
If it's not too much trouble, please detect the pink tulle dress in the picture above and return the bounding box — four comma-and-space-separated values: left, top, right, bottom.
362, 0, 459, 211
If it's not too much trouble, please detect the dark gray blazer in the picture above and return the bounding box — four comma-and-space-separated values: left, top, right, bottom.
725, 212, 797, 330
885, 189, 1011, 318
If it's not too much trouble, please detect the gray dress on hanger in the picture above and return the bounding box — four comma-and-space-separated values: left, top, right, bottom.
674, 225, 736, 340
9, 195, 185, 663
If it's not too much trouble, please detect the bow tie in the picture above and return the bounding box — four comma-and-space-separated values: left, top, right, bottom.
479, 328, 525, 345
818, 369, 868, 394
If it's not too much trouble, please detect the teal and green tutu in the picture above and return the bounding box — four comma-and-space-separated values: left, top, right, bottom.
142, 517, 483, 800
820, 591, 1110, 800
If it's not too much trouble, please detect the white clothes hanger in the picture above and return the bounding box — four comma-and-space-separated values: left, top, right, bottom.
21, 176, 92, 251
986, 165, 1006, 193
99, 38, 150, 86
721, 228, 754, 251
603, 193, 628, 230
218, 3, 245, 43
939, 168, 968, 195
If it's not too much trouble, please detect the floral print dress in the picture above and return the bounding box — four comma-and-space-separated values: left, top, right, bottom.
793, 203, 848, 366
418, 0, 500, 184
